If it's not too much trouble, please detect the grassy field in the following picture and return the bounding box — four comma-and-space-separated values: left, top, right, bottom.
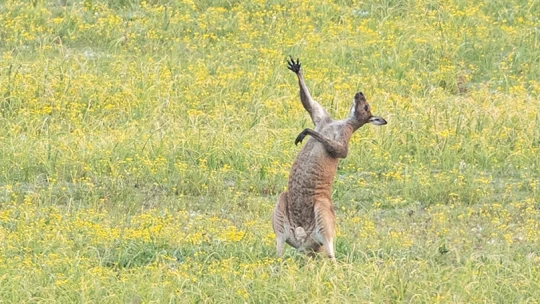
1, 0, 540, 302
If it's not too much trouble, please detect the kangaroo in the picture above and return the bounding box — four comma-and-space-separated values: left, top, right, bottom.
272, 58, 387, 260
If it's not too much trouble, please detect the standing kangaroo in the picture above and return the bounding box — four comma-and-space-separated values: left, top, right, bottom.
272, 58, 387, 260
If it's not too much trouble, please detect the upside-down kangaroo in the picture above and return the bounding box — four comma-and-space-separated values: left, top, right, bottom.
272, 58, 387, 260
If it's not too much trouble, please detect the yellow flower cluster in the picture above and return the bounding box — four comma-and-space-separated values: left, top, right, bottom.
0, 0, 539, 301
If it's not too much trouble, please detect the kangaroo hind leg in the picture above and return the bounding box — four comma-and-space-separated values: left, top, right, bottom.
272, 192, 290, 257
314, 201, 337, 261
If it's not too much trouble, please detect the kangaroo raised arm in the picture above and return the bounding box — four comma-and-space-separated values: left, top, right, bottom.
272, 58, 387, 260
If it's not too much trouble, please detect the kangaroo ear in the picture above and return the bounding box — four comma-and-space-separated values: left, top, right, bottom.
354, 92, 366, 104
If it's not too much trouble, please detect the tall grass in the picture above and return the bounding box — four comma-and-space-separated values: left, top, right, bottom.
0, 0, 539, 302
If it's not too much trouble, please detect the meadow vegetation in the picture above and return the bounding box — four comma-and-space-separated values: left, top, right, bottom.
1, 0, 539, 302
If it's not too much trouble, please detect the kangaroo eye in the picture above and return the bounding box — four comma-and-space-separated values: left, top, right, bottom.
364, 105, 369, 111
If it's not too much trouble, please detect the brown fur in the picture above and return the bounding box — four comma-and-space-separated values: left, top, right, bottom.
272, 58, 387, 260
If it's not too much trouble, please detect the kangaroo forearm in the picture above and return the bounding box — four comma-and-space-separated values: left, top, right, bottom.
299, 86, 313, 113
304, 129, 348, 158
287, 58, 328, 125
298, 74, 316, 116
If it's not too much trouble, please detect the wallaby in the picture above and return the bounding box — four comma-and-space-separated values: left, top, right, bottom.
272, 58, 387, 260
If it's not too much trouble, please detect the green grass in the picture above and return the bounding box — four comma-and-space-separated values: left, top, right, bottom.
0, 0, 539, 302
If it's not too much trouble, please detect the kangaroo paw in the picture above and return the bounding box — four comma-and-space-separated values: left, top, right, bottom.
295, 128, 309, 145
294, 227, 307, 244
287, 57, 301, 74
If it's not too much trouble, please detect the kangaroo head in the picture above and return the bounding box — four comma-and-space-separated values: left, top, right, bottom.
350, 92, 387, 126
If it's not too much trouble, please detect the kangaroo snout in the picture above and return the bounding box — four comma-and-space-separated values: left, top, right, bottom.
368, 116, 387, 126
